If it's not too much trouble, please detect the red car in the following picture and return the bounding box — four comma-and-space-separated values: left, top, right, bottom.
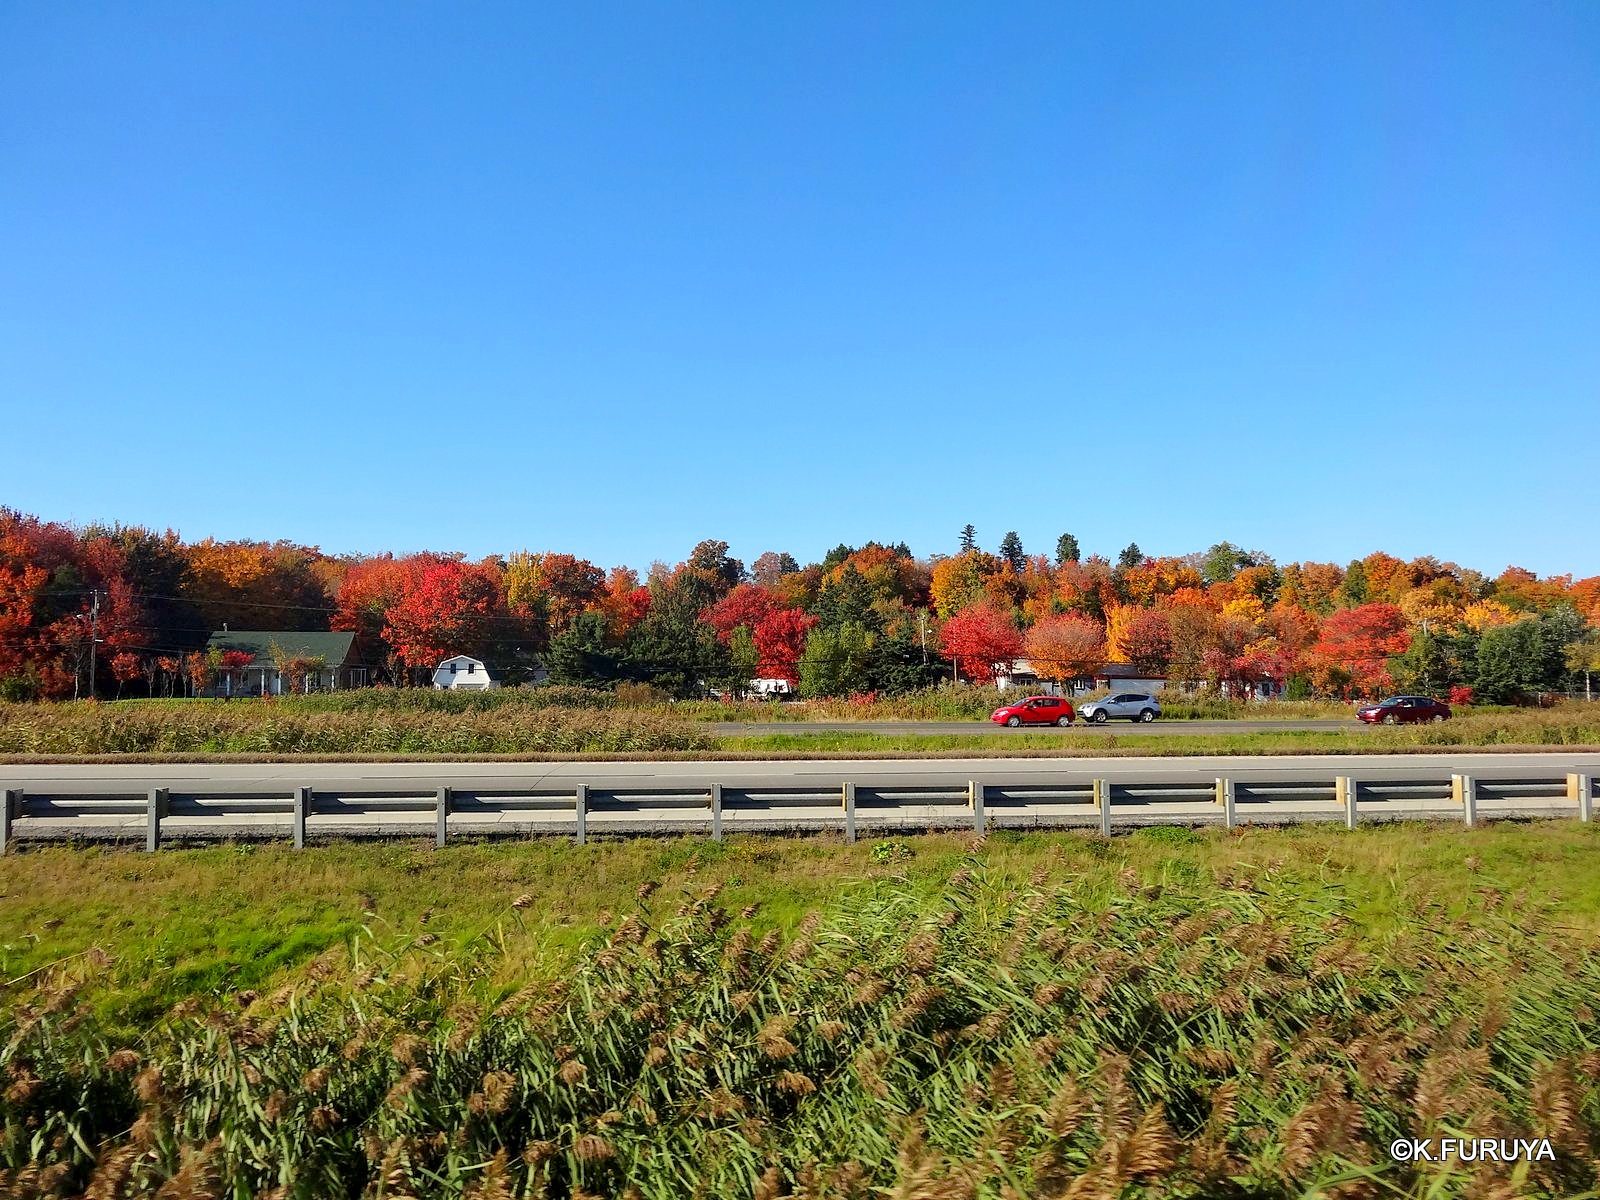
991, 695, 1076, 727
1355, 695, 1452, 725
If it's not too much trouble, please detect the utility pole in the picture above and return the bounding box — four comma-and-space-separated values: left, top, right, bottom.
918, 610, 927, 664
88, 590, 101, 698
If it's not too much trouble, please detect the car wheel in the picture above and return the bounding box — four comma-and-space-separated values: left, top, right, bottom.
1138, 709, 1156, 722
1057, 715, 1072, 727
1092, 710, 1108, 724
1430, 714, 1445, 723
1382, 714, 1398, 726
1006, 715, 1021, 727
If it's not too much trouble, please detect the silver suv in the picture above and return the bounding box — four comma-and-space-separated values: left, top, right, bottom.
1078, 692, 1162, 723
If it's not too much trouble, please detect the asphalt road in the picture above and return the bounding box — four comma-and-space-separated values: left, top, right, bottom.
710, 718, 1356, 736
5, 751, 1598, 795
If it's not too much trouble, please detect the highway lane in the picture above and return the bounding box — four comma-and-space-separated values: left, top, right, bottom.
709, 718, 1356, 736
5, 752, 1599, 795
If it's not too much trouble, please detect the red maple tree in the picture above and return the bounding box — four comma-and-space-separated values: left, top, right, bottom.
940, 603, 1023, 684
1309, 603, 1411, 697
701, 584, 781, 642
752, 608, 817, 686
383, 560, 506, 668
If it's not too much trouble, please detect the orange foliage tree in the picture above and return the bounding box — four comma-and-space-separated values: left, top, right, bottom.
1024, 614, 1106, 687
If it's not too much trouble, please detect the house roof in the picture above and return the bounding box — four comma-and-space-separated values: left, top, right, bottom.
205, 631, 358, 666
1094, 662, 1166, 680
436, 655, 488, 668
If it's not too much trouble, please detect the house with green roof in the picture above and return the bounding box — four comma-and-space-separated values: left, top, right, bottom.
203, 630, 372, 696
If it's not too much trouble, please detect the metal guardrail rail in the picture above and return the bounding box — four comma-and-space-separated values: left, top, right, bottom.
1, 769, 1594, 851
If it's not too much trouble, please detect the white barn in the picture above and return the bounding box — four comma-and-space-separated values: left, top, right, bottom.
432, 655, 498, 690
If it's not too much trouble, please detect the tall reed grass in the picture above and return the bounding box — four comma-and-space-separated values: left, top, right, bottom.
3, 866, 1596, 1197
0, 699, 711, 755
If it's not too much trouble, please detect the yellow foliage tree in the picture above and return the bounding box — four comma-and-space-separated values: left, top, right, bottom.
1460, 599, 1522, 633
1103, 604, 1140, 663
1221, 595, 1266, 625
929, 551, 998, 618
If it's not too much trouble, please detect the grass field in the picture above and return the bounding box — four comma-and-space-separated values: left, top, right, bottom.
3, 699, 1599, 762
3, 822, 1600, 1195
671, 692, 1369, 723
718, 709, 1600, 755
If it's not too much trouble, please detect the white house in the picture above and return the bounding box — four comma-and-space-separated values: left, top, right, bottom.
433, 655, 498, 690
996, 659, 1056, 693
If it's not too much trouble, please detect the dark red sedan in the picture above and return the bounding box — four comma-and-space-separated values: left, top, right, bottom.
991, 695, 1076, 727
1356, 696, 1452, 725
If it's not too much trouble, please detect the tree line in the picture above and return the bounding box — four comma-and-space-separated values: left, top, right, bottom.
2, 508, 1597, 703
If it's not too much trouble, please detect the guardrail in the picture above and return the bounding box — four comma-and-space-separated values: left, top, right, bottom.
2, 770, 1594, 851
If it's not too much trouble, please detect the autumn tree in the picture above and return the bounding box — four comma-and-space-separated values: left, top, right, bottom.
1024, 614, 1105, 687
333, 554, 448, 667
1120, 610, 1173, 676
1309, 603, 1410, 697
750, 551, 799, 587
504, 552, 606, 642
382, 560, 507, 671
700, 583, 781, 642
939, 603, 1023, 684
1166, 603, 1217, 686
183, 538, 333, 631
930, 551, 1001, 618
753, 608, 817, 686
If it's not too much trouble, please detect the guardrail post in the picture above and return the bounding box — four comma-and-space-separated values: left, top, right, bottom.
1215, 777, 1236, 829
293, 786, 310, 849
1336, 776, 1358, 829
146, 787, 168, 853
969, 780, 985, 836
1452, 774, 1477, 827
1093, 779, 1112, 836
0, 788, 20, 854
842, 782, 856, 845
574, 784, 587, 846
1569, 773, 1593, 823
435, 787, 452, 849
710, 783, 723, 842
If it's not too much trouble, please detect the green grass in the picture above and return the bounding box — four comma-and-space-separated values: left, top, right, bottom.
716, 717, 1600, 755
5, 822, 1600, 1196
7, 821, 1600, 1039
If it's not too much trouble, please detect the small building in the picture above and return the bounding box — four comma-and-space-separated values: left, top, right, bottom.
1090, 663, 1168, 694
204, 631, 369, 696
996, 659, 1044, 693
433, 655, 498, 690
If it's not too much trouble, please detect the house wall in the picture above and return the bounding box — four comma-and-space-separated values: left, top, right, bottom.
1092, 676, 1168, 694
433, 657, 497, 690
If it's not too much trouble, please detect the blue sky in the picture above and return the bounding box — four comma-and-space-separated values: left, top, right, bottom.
3, 2, 1596, 577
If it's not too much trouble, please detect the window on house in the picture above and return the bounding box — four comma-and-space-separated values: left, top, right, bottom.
450, 662, 458, 674
350, 668, 368, 687
467, 662, 476, 673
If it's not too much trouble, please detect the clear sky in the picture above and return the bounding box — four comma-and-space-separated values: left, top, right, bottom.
3, 2, 1597, 577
